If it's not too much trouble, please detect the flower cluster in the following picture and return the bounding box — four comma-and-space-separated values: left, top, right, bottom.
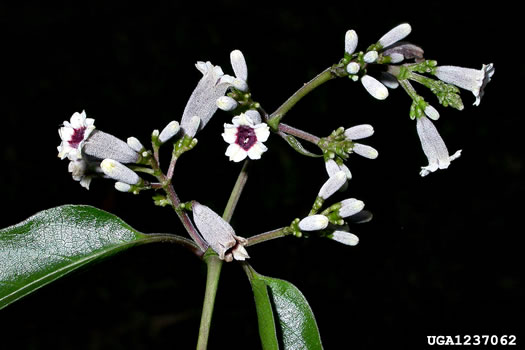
342, 23, 494, 176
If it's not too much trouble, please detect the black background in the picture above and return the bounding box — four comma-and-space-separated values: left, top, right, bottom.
0, 2, 522, 349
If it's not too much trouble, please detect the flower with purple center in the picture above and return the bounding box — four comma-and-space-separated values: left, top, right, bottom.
57, 110, 95, 160
222, 113, 270, 162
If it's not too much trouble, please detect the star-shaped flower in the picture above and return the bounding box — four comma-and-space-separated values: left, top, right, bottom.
222, 113, 270, 162
57, 110, 95, 160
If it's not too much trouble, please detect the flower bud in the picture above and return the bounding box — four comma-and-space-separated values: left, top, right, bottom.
318, 171, 347, 200
127, 137, 144, 153
216, 96, 239, 111
424, 105, 440, 120
192, 202, 249, 262
114, 182, 132, 192
299, 215, 329, 231
378, 23, 411, 48
100, 159, 140, 185
331, 231, 359, 246
181, 116, 201, 138
230, 49, 248, 82
83, 130, 140, 164
245, 110, 262, 124
363, 50, 378, 63
339, 198, 365, 218
346, 62, 360, 75
361, 75, 389, 100
353, 143, 378, 159
159, 121, 180, 143
344, 124, 374, 140
345, 30, 358, 55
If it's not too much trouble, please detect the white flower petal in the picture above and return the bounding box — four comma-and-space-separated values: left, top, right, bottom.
318, 171, 347, 200
331, 231, 359, 246
221, 125, 238, 144
299, 215, 329, 231
247, 142, 268, 160
230, 49, 248, 82
353, 143, 378, 159
344, 124, 374, 140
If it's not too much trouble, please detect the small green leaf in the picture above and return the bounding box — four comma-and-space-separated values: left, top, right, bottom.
283, 134, 322, 158
0, 205, 191, 309
246, 264, 323, 350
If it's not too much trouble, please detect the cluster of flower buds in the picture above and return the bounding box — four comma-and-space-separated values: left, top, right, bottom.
318, 124, 377, 179
292, 171, 367, 246
341, 23, 494, 176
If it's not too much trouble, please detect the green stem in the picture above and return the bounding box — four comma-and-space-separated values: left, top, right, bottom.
196, 252, 223, 350
268, 67, 336, 130
195, 159, 251, 349
278, 124, 320, 144
222, 160, 250, 222
246, 227, 288, 247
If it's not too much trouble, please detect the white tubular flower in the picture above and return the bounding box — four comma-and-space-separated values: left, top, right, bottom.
318, 171, 347, 200
114, 182, 131, 193
57, 110, 95, 160
361, 75, 389, 100
159, 121, 180, 144
352, 143, 379, 159
416, 116, 462, 177
68, 159, 92, 190
222, 113, 270, 162
180, 61, 230, 133
192, 202, 249, 262
100, 159, 141, 185
424, 104, 440, 121
346, 62, 360, 75
363, 50, 378, 63
377, 23, 412, 48
345, 30, 358, 55
331, 231, 359, 246
127, 137, 144, 153
216, 96, 238, 111
299, 215, 329, 231
434, 63, 495, 106
344, 124, 374, 140
83, 130, 140, 164
339, 198, 365, 218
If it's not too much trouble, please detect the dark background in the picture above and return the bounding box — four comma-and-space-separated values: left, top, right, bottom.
1, 2, 522, 349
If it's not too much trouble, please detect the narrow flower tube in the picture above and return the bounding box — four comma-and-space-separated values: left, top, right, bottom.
345, 30, 358, 55
416, 116, 462, 176
318, 171, 347, 200
159, 121, 180, 143
434, 63, 495, 106
192, 202, 249, 262
338, 198, 365, 218
83, 130, 140, 164
180, 61, 230, 133
100, 159, 141, 185
361, 75, 389, 100
331, 231, 359, 246
344, 124, 374, 140
299, 215, 329, 231
377, 23, 412, 48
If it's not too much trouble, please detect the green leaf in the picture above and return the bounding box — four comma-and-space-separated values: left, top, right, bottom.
282, 134, 322, 158
246, 264, 323, 350
0, 205, 193, 309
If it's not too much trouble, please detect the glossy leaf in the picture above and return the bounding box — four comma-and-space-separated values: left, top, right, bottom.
0, 205, 196, 309
247, 264, 323, 349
